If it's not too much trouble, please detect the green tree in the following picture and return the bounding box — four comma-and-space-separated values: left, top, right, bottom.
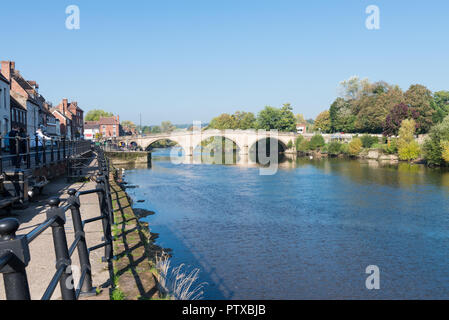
85, 109, 113, 121
329, 98, 355, 133
431, 91, 449, 124
256, 104, 296, 132
405, 84, 435, 134
309, 134, 325, 150
423, 115, 449, 165
161, 121, 176, 133
209, 113, 238, 129
314, 110, 331, 133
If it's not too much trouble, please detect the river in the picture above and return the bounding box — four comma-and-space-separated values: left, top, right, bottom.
123, 148, 449, 299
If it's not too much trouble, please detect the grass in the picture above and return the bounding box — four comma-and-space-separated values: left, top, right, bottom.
155, 253, 206, 300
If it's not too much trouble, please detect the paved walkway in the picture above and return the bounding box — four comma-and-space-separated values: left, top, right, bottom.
0, 160, 110, 300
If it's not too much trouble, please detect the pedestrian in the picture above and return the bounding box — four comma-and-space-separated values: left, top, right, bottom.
19, 127, 27, 165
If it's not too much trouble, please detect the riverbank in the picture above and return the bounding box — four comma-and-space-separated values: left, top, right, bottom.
109, 168, 168, 300
105, 151, 151, 166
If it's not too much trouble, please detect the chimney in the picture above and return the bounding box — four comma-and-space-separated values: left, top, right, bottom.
116, 115, 120, 124
0, 60, 15, 82
62, 98, 68, 114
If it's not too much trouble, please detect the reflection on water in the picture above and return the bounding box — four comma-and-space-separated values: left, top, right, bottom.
123, 148, 449, 299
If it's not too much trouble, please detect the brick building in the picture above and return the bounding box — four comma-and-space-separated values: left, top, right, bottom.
51, 98, 84, 139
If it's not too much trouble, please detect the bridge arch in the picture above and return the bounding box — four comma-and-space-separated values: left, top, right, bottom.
249, 137, 289, 154
193, 135, 242, 154
143, 137, 185, 153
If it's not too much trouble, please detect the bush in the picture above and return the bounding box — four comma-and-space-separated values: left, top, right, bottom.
360, 135, 379, 148
309, 134, 325, 150
348, 138, 363, 155
441, 141, 449, 163
398, 141, 420, 161
340, 143, 350, 154
295, 136, 304, 150
423, 115, 449, 165
321, 144, 329, 154
297, 139, 309, 152
328, 142, 342, 155
383, 138, 398, 154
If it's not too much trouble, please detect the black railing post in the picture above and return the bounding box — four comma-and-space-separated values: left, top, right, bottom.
57, 139, 61, 161
67, 189, 96, 296
0, 136, 3, 174
35, 135, 40, 166
42, 138, 46, 164
96, 177, 113, 262
63, 137, 66, 160
0, 218, 31, 300
15, 136, 20, 169
47, 198, 76, 300
50, 138, 54, 163
26, 137, 30, 169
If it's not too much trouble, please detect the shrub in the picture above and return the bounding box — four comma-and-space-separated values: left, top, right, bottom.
309, 134, 325, 150
295, 135, 304, 150
328, 142, 342, 155
360, 135, 379, 148
441, 141, 449, 163
383, 138, 398, 154
321, 144, 329, 154
287, 140, 293, 149
398, 141, 420, 161
297, 139, 310, 152
423, 115, 449, 165
348, 138, 363, 155
340, 143, 350, 154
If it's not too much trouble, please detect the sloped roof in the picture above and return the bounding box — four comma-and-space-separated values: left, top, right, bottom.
10, 96, 26, 111
99, 117, 118, 125
0, 73, 9, 84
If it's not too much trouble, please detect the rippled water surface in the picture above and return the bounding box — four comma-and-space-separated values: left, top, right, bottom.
123, 149, 449, 299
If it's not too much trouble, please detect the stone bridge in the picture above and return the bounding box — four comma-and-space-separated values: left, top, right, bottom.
112, 130, 299, 156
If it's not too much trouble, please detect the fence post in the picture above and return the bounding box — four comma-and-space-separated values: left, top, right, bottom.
0, 136, 3, 174
50, 138, 54, 163
96, 177, 113, 262
63, 137, 66, 160
35, 135, 39, 166
47, 198, 76, 300
26, 137, 30, 169
0, 218, 31, 300
15, 136, 20, 169
67, 189, 96, 296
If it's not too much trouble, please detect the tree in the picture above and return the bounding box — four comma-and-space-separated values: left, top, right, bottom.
423, 115, 449, 165
233, 111, 257, 129
383, 103, 419, 136
295, 113, 306, 124
329, 98, 355, 133
209, 114, 238, 130
339, 76, 370, 100
397, 119, 420, 161
314, 110, 331, 133
405, 84, 435, 134
85, 109, 113, 121
161, 121, 176, 133
257, 104, 296, 132
431, 91, 449, 124
309, 134, 325, 150
121, 120, 136, 129
151, 126, 161, 134
353, 83, 403, 133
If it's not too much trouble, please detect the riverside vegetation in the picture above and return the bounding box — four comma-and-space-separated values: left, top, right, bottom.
296, 114, 449, 166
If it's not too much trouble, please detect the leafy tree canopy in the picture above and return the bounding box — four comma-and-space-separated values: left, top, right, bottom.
85, 109, 113, 121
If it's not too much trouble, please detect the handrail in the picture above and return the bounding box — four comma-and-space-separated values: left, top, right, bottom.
0, 147, 114, 300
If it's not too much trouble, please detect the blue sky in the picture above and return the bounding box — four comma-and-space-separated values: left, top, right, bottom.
1, 0, 449, 125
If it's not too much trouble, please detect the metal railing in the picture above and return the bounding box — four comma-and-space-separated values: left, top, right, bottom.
0, 149, 114, 300
0, 136, 91, 173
